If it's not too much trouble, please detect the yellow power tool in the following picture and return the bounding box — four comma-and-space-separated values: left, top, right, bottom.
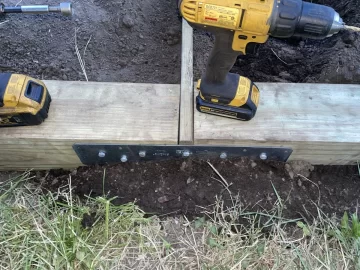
179, 0, 345, 120
0, 74, 51, 127
0, 2, 72, 127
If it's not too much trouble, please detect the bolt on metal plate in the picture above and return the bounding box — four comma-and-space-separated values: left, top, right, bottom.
260, 152, 268, 160
73, 144, 293, 166
98, 150, 106, 158
220, 152, 227, 159
120, 155, 128, 163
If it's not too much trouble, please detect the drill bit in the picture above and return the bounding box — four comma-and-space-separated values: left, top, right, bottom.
0, 2, 72, 16
344, 25, 360, 32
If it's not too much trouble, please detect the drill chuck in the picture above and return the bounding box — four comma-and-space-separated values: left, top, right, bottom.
270, 0, 344, 39
1, 2, 72, 16
329, 12, 345, 37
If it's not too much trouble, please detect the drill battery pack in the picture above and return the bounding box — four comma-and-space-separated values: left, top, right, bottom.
0, 73, 51, 127
196, 96, 256, 121
196, 75, 260, 121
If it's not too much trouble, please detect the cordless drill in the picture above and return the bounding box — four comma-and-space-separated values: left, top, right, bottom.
0, 3, 72, 127
179, 0, 345, 120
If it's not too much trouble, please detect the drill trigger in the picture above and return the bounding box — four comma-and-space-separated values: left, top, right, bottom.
245, 43, 260, 55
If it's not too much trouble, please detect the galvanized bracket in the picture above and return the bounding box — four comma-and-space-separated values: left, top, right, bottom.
73, 144, 293, 165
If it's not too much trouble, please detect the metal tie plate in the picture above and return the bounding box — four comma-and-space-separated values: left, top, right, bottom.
73, 144, 293, 165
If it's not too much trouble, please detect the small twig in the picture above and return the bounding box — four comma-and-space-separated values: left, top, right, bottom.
207, 162, 234, 205
338, 238, 348, 270
230, 253, 250, 270
270, 48, 290, 66
271, 181, 283, 208
74, 28, 91, 81
277, 236, 305, 245
0, 20, 9, 26
157, 209, 181, 218
207, 161, 231, 188
298, 174, 321, 205
211, 175, 233, 199
211, 177, 230, 190
83, 35, 93, 67
15, 0, 23, 6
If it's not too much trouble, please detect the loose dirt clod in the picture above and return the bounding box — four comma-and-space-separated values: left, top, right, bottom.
122, 14, 136, 29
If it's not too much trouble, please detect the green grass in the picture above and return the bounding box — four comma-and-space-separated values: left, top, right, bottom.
0, 173, 160, 269
1, 172, 360, 269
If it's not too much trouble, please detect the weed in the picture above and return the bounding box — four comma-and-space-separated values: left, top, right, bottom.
339, 211, 360, 239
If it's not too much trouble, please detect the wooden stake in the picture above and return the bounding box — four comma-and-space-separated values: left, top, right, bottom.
179, 19, 194, 145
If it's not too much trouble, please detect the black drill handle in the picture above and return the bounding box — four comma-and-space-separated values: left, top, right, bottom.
203, 31, 240, 84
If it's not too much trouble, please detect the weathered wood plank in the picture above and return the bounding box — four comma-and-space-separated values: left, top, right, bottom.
179, 19, 194, 145
2, 81, 359, 169
0, 81, 180, 170
194, 83, 360, 165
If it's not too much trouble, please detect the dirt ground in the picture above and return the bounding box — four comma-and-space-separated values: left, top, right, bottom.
0, 0, 182, 83
1, 0, 359, 83
41, 159, 360, 220
1, 0, 360, 219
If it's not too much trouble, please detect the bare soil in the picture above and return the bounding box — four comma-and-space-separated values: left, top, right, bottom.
41, 159, 360, 219
1, 0, 360, 219
0, 0, 182, 83
1, 0, 359, 84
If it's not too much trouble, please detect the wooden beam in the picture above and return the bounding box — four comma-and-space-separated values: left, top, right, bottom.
0, 81, 180, 170
179, 19, 194, 145
194, 83, 360, 165
2, 81, 359, 169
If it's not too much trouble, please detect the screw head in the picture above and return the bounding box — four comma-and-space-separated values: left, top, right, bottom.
139, 151, 146, 158
260, 152, 268, 160
182, 150, 190, 157
120, 155, 128, 163
98, 150, 106, 158
220, 152, 227, 159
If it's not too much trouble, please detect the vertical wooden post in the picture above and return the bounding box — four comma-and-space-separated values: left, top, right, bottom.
179, 19, 194, 145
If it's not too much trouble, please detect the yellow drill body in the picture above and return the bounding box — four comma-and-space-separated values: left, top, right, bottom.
181, 0, 273, 54
180, 0, 344, 121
